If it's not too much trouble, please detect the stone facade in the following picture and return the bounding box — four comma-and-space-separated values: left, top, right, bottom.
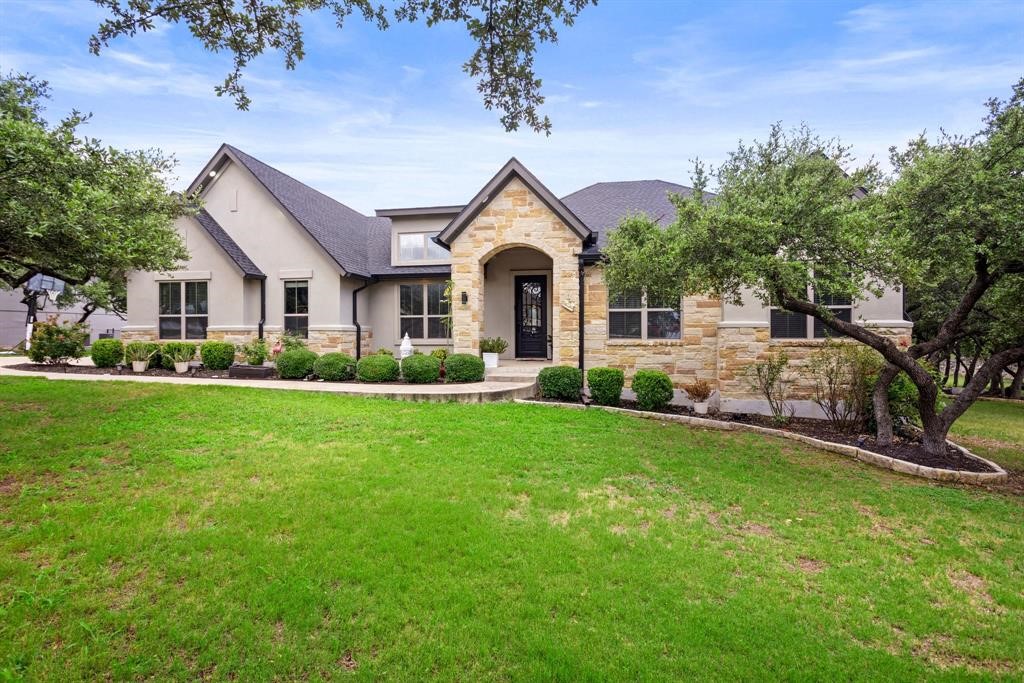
117, 326, 372, 360
583, 266, 721, 387
449, 177, 583, 365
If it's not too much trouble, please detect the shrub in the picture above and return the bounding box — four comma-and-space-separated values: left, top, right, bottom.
587, 367, 624, 406
313, 352, 356, 381
538, 366, 583, 401
200, 340, 236, 370
479, 337, 508, 354
160, 342, 196, 369
357, 353, 400, 382
683, 379, 713, 403
124, 341, 161, 368
402, 353, 442, 383
866, 360, 946, 430
89, 338, 123, 368
277, 348, 318, 379
445, 353, 485, 383
28, 318, 89, 365
632, 370, 674, 411
375, 348, 394, 357
240, 339, 268, 366
430, 348, 449, 363
744, 352, 792, 424
807, 340, 881, 432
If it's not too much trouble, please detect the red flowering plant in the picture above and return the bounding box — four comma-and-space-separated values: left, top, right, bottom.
27, 316, 89, 366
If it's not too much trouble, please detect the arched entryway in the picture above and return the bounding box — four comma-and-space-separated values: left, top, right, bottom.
482, 246, 554, 360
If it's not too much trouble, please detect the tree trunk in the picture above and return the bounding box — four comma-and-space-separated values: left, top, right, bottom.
953, 349, 961, 387
873, 364, 900, 446
965, 352, 979, 385
941, 354, 951, 386
989, 371, 1003, 396
77, 303, 97, 324
1010, 363, 1024, 399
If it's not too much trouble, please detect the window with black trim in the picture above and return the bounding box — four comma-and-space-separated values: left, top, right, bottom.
770, 291, 853, 339
608, 290, 681, 340
159, 281, 208, 339
284, 280, 309, 338
399, 282, 449, 339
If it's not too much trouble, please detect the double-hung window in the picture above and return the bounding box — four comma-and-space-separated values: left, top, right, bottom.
399, 282, 449, 340
770, 290, 853, 339
159, 281, 208, 339
284, 280, 309, 337
608, 290, 681, 340
397, 232, 448, 263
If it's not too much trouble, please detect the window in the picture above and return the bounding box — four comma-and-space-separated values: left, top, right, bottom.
159, 281, 208, 339
399, 282, 449, 339
608, 290, 680, 340
769, 291, 853, 339
284, 280, 309, 338
396, 232, 448, 263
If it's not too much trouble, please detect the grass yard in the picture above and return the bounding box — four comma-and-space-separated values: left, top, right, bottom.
1, 377, 1022, 681
949, 400, 1024, 473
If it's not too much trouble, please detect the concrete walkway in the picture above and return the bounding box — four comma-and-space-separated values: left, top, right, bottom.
0, 355, 537, 403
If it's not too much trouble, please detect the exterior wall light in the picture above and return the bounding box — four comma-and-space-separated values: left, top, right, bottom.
461, 291, 468, 304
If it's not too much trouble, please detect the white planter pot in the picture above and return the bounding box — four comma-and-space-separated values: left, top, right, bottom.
263, 361, 276, 368
482, 352, 499, 369
174, 361, 190, 374
131, 360, 148, 373
694, 401, 709, 415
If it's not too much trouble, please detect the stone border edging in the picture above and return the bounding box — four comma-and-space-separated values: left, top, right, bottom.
976, 395, 1024, 405
514, 399, 1008, 485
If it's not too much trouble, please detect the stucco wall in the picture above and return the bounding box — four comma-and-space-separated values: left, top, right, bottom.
449, 177, 583, 364
364, 278, 450, 353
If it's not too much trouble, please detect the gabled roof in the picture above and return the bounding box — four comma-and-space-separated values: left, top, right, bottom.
561, 180, 696, 249
436, 157, 592, 246
193, 210, 264, 278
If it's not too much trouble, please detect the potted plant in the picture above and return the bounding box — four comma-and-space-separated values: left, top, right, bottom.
126, 344, 156, 373
479, 337, 507, 369
229, 338, 275, 379
684, 379, 713, 415
169, 344, 195, 374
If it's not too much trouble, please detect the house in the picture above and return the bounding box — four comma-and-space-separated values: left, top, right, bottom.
123, 145, 912, 414
0, 278, 124, 349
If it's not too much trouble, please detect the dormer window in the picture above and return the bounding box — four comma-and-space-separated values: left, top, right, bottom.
395, 232, 449, 264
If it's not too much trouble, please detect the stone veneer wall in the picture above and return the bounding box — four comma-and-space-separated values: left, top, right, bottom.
449, 177, 583, 365
717, 323, 913, 401
118, 326, 372, 360
583, 266, 721, 386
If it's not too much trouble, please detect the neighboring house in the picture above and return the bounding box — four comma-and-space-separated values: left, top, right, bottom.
0, 280, 123, 349
124, 145, 911, 414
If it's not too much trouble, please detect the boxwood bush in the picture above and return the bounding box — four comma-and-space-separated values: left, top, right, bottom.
538, 366, 583, 401
357, 353, 400, 382
124, 341, 162, 369
313, 352, 356, 381
402, 354, 441, 384
89, 338, 123, 368
200, 340, 236, 370
587, 366, 624, 406
277, 348, 318, 379
445, 353, 484, 383
160, 341, 196, 370
632, 370, 674, 411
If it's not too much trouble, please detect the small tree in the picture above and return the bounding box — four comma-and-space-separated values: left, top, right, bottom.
604, 81, 1024, 456
807, 340, 880, 432
744, 352, 793, 425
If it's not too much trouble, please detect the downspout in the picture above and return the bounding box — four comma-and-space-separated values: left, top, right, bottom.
353, 277, 374, 360
257, 276, 266, 340
578, 254, 586, 382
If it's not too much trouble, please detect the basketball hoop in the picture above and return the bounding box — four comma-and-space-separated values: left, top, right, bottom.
45, 289, 61, 304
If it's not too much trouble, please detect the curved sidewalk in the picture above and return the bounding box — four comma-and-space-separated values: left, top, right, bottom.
0, 356, 536, 403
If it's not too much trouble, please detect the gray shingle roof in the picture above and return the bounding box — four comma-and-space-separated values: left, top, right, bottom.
225, 145, 371, 277
194, 209, 264, 278
365, 217, 452, 277
561, 180, 695, 248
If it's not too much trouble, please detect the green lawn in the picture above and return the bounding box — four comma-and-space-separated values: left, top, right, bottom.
1, 377, 1022, 681
949, 400, 1024, 472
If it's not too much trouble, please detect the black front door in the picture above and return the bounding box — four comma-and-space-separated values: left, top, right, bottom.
514, 275, 547, 358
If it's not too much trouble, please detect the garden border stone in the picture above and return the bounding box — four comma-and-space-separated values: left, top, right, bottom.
515, 399, 1008, 484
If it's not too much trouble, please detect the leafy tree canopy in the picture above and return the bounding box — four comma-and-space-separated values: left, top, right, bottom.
0, 73, 189, 295
90, 0, 596, 134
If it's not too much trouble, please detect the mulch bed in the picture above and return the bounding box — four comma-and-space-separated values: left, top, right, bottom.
530, 397, 997, 474
6, 363, 461, 386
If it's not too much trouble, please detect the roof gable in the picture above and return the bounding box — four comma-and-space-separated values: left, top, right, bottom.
437, 158, 592, 246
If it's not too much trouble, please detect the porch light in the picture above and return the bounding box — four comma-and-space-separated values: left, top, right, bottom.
461, 291, 468, 304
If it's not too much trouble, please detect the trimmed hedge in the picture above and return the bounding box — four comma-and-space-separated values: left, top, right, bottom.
200, 341, 235, 370
124, 341, 161, 369
538, 366, 583, 401
587, 367, 624, 406
357, 354, 400, 382
402, 354, 441, 384
313, 352, 356, 381
632, 370, 674, 411
160, 341, 196, 370
277, 348, 318, 379
89, 339, 123, 368
445, 353, 484, 383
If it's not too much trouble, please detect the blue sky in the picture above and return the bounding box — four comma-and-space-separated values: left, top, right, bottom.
1, 0, 1021, 213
